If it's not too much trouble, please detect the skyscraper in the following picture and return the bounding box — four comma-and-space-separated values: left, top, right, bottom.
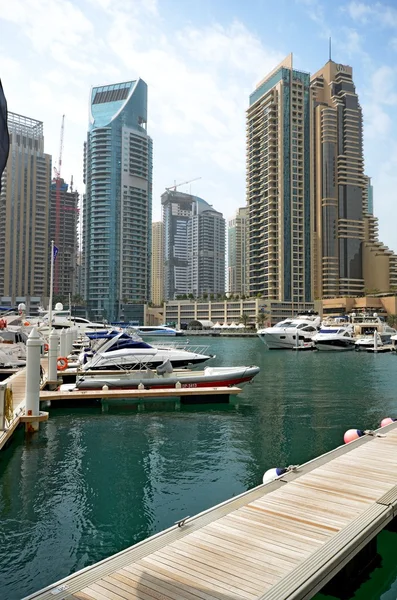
311, 60, 365, 298
151, 221, 164, 306
0, 112, 51, 298
162, 190, 225, 299
0, 80, 9, 191
188, 200, 225, 297
247, 54, 312, 304
50, 178, 79, 297
83, 79, 152, 321
162, 190, 194, 300
228, 207, 248, 295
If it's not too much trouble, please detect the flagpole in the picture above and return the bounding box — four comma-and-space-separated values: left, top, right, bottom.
49, 239, 54, 330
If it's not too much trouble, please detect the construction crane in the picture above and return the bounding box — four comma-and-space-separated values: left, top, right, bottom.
53, 115, 65, 294
165, 177, 201, 192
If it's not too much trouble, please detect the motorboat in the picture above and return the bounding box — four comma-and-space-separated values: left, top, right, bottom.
78, 331, 214, 371
131, 325, 184, 337
59, 363, 260, 391
312, 325, 355, 351
347, 312, 396, 343
257, 311, 321, 350
355, 333, 383, 351
35, 303, 108, 334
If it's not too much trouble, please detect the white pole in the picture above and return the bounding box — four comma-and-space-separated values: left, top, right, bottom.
374, 330, 378, 352
25, 327, 42, 432
48, 328, 59, 382
49, 239, 54, 331
69, 292, 72, 329
60, 329, 67, 357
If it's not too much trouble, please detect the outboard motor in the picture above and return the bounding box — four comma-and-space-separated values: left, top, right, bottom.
156, 359, 173, 377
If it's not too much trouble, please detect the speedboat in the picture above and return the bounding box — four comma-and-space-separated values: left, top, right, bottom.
257, 312, 321, 350
355, 332, 383, 351
132, 325, 184, 336
78, 331, 213, 371
312, 326, 355, 351
59, 363, 260, 391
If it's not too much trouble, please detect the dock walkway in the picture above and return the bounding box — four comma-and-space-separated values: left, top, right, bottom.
0, 359, 48, 450
26, 421, 397, 600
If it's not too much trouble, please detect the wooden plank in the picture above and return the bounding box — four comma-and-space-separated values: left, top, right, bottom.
154, 547, 262, 596
123, 564, 225, 600
115, 567, 221, 600
192, 528, 297, 574
174, 538, 281, 586
141, 554, 258, 599
166, 540, 274, 587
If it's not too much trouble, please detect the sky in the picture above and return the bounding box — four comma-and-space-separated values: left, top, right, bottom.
1, 0, 397, 250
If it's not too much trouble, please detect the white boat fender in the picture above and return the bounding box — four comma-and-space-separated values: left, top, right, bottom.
262, 467, 288, 484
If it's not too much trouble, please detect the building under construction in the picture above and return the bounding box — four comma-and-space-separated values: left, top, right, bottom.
50, 178, 79, 297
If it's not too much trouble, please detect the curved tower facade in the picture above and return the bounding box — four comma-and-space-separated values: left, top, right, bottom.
83, 79, 152, 321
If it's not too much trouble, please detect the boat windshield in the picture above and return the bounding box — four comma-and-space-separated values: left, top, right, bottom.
319, 329, 340, 334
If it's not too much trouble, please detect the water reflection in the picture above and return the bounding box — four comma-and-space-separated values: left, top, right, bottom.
1, 338, 397, 599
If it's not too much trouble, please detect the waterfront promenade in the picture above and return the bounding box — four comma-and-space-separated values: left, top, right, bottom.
26, 420, 397, 600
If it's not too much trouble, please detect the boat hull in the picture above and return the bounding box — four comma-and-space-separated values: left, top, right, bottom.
66, 366, 260, 391
314, 340, 355, 351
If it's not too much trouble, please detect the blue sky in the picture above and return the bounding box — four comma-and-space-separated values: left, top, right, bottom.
1, 0, 397, 250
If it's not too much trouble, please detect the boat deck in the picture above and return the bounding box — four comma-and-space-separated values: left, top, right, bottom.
25, 421, 397, 600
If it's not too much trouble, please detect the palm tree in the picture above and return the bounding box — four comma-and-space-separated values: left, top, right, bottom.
239, 313, 250, 329
256, 312, 266, 329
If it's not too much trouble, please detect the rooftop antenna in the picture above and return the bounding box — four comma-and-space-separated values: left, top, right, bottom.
329, 37, 332, 62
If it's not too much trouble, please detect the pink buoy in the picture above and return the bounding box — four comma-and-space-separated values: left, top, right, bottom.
380, 417, 396, 428
343, 429, 364, 444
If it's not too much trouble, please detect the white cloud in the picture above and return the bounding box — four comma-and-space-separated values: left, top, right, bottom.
346, 1, 397, 27
0, 0, 284, 222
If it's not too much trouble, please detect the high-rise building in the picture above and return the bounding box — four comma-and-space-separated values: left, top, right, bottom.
188, 200, 225, 297
83, 79, 152, 321
228, 207, 248, 295
49, 178, 79, 297
151, 221, 164, 306
311, 60, 366, 298
247, 54, 312, 304
162, 190, 194, 300
162, 190, 225, 299
0, 80, 9, 191
0, 112, 51, 298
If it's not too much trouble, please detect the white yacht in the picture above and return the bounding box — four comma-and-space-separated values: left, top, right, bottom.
348, 313, 396, 344
132, 325, 184, 337
257, 312, 321, 350
312, 325, 355, 351
78, 331, 213, 371
36, 303, 107, 334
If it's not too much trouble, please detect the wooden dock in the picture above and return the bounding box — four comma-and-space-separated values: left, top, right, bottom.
24, 421, 397, 600
40, 386, 242, 402
0, 360, 49, 450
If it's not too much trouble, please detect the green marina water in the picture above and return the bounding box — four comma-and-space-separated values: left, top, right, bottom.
1, 337, 397, 599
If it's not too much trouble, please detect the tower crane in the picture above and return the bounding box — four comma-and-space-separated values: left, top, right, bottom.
165, 177, 201, 192
53, 115, 65, 294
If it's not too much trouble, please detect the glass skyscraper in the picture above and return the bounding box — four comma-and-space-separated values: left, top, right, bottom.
83, 79, 152, 322
247, 54, 312, 304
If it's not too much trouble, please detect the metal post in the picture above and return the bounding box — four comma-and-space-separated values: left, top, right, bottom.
49, 240, 54, 332
374, 331, 378, 353
60, 329, 67, 357
48, 329, 59, 383
25, 327, 42, 432
0, 384, 5, 431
